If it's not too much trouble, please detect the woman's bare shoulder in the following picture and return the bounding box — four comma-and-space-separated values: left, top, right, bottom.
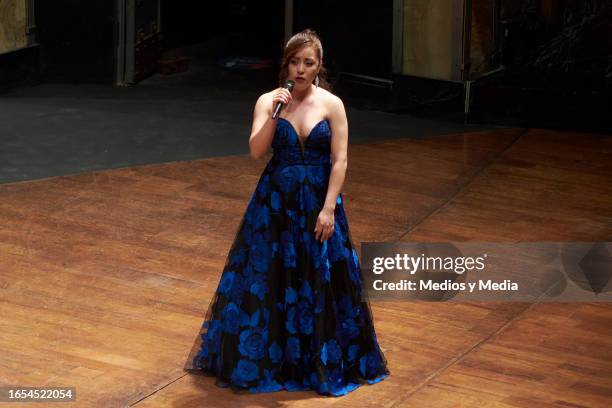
253, 90, 278, 114
317, 87, 345, 116
257, 89, 277, 103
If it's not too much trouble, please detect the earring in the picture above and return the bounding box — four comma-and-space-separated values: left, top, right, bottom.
314, 75, 320, 87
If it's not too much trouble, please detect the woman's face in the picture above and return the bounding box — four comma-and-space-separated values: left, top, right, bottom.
287, 45, 320, 90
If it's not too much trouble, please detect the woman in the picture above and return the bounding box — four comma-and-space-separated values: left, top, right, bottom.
184, 29, 390, 397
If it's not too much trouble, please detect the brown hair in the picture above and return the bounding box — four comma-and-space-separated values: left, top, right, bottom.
278, 28, 331, 91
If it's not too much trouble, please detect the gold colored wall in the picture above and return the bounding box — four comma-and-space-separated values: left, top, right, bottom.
402, 0, 455, 80
0, 0, 28, 55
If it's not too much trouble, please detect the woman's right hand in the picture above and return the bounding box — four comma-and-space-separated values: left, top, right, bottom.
271, 87, 292, 114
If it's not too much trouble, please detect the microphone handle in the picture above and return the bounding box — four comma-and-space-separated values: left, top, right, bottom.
272, 101, 284, 119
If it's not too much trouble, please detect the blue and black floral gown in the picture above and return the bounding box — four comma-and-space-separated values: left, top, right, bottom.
184, 117, 390, 397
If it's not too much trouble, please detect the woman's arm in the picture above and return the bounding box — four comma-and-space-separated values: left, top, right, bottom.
323, 95, 349, 212
248, 92, 277, 160
315, 94, 349, 242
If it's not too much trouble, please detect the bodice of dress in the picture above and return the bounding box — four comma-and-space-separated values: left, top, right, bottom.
271, 118, 332, 166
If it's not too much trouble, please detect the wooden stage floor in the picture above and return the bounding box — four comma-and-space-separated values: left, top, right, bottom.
1, 127, 611, 407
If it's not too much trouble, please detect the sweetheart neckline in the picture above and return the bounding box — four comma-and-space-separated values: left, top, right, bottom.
277, 117, 328, 151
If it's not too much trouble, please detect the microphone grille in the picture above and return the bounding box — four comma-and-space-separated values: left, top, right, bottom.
285, 80, 295, 91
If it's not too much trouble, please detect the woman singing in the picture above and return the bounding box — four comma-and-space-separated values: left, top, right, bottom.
184, 28, 390, 397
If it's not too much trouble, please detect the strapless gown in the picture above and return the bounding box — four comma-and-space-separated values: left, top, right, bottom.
184, 116, 390, 397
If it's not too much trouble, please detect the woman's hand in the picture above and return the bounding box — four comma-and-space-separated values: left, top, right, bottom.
271, 88, 292, 115
314, 208, 335, 242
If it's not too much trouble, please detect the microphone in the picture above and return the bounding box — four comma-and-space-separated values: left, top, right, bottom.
272, 80, 295, 119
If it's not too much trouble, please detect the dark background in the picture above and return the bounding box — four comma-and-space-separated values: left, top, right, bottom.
1, 0, 611, 133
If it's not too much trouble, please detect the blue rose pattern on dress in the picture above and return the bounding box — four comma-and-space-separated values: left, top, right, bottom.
185, 118, 389, 397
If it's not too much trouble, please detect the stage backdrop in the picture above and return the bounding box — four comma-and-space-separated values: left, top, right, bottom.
402, 0, 458, 80
0, 0, 27, 55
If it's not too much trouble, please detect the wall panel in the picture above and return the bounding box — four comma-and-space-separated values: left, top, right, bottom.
0, 0, 27, 54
